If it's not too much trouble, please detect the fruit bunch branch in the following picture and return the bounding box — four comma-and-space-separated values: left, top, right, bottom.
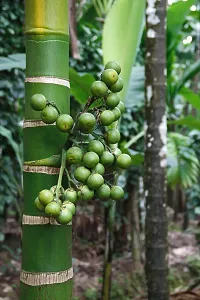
55, 149, 67, 202
83, 96, 96, 112
27, 61, 132, 225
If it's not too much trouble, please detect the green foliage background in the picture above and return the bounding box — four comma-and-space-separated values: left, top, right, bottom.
0, 0, 24, 232
1, 0, 200, 238
0, 0, 200, 298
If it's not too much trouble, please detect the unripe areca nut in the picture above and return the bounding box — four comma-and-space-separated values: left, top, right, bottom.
91, 81, 108, 97
78, 113, 96, 133
110, 77, 124, 93
105, 61, 121, 75
101, 69, 118, 87
100, 110, 115, 126
56, 114, 74, 133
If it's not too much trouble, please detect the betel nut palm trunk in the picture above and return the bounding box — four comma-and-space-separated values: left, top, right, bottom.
145, 0, 169, 299
20, 1, 73, 299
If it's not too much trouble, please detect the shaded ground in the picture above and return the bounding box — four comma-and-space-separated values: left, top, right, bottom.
0, 218, 200, 299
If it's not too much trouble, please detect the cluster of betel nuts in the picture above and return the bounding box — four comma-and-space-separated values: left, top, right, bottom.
29, 61, 131, 225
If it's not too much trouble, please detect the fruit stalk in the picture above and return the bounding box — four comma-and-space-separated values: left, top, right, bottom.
65, 168, 76, 188
83, 95, 96, 112
55, 149, 67, 202
20, 1, 72, 299
102, 199, 116, 300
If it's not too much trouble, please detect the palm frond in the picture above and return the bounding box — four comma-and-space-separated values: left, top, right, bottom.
167, 132, 199, 189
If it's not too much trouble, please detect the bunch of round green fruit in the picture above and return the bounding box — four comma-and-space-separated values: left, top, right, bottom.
63, 61, 131, 201
34, 186, 77, 225
90, 61, 125, 127
30, 94, 74, 133
32, 61, 132, 224
65, 141, 131, 202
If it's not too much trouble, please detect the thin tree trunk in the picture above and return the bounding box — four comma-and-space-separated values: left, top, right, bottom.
192, 20, 200, 117
131, 186, 142, 270
144, 1, 169, 300
20, 1, 72, 299
69, 0, 80, 59
102, 201, 115, 300
182, 190, 188, 231
173, 185, 179, 222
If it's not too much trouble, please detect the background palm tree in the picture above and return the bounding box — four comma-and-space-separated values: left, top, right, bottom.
144, 0, 169, 299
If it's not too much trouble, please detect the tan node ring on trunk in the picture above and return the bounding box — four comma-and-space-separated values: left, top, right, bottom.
22, 214, 72, 225
20, 267, 73, 286
25, 76, 70, 88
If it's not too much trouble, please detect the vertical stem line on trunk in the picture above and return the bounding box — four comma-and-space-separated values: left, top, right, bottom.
102, 200, 116, 300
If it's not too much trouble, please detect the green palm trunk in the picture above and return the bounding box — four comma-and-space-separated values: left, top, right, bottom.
20, 1, 72, 299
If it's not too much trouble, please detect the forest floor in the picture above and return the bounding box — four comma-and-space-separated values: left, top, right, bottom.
0, 217, 200, 300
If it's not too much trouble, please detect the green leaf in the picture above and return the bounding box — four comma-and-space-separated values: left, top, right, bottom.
0, 53, 26, 71
69, 68, 95, 104
167, 0, 196, 79
175, 60, 200, 94
167, 166, 179, 188
180, 87, 200, 110
0, 126, 22, 169
92, 0, 104, 17
167, 132, 199, 188
92, 0, 114, 17
102, 0, 145, 101
167, 0, 196, 53
129, 150, 144, 165
169, 116, 200, 130
125, 66, 145, 108
168, 132, 190, 147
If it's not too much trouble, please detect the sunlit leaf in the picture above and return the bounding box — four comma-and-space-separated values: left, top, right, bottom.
180, 87, 200, 110
69, 68, 95, 104
102, 0, 145, 101
167, 132, 199, 188
0, 53, 26, 71
167, 0, 196, 53
175, 60, 200, 94
125, 66, 145, 108
169, 116, 200, 131
0, 126, 22, 170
